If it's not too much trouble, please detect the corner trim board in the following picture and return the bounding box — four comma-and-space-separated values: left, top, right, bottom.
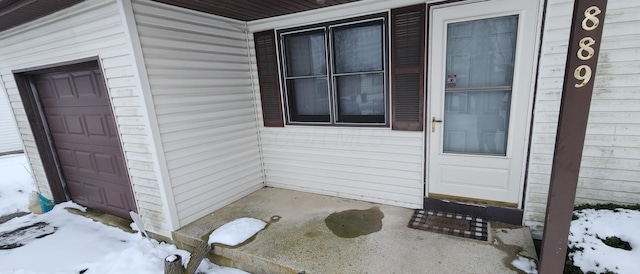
117, 0, 181, 233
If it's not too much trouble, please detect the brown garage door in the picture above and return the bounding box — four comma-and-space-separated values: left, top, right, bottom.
32, 67, 136, 219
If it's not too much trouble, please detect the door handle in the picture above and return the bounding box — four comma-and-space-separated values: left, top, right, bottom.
432, 116, 442, 132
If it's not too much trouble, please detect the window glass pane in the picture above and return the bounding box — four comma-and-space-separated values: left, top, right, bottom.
287, 77, 330, 117
333, 23, 383, 74
446, 15, 518, 89
443, 90, 511, 155
284, 31, 327, 77
336, 73, 385, 122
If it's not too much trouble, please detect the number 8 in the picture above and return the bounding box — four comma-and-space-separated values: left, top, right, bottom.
582, 6, 601, 31
574, 65, 592, 88
577, 37, 595, 61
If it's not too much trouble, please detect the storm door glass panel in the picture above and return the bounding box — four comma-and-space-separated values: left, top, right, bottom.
443, 15, 518, 155
332, 21, 385, 123
283, 30, 330, 122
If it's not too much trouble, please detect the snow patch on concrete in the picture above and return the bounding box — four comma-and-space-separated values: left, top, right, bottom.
208, 218, 266, 246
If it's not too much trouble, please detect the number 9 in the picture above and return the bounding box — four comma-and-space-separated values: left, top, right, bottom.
574, 65, 592, 88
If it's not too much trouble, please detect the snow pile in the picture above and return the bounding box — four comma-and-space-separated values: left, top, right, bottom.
511, 256, 538, 274
0, 154, 248, 274
0, 202, 248, 274
208, 218, 266, 246
166, 254, 178, 262
0, 154, 35, 216
569, 208, 640, 274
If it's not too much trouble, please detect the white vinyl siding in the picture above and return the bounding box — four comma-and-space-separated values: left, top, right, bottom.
524, 0, 640, 233
131, 0, 264, 226
0, 0, 170, 236
0, 89, 22, 153
248, 4, 424, 208
259, 126, 424, 207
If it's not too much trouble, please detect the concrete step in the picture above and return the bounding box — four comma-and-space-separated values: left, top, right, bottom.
172, 223, 302, 273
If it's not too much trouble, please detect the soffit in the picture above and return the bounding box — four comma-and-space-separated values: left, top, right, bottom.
0, 0, 84, 32
151, 0, 361, 21
0, 0, 362, 33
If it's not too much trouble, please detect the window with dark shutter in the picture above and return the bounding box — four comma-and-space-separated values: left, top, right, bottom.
391, 4, 425, 131
254, 30, 285, 127
279, 14, 388, 126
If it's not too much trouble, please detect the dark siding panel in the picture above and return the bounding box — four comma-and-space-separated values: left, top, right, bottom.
254, 30, 285, 127
391, 4, 425, 131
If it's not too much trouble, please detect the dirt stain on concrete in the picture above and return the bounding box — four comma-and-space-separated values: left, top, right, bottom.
491, 229, 537, 273
325, 207, 384, 238
303, 230, 321, 238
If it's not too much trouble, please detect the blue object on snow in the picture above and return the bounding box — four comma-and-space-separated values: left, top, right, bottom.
38, 193, 54, 213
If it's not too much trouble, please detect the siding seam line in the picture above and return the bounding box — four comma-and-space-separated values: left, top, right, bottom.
245, 22, 267, 186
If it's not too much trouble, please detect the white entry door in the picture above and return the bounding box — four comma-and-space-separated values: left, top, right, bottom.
428, 0, 539, 205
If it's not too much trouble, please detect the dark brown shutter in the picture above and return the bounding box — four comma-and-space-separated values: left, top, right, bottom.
391, 4, 425, 131
254, 30, 284, 127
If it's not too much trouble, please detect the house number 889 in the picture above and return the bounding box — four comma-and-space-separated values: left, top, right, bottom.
574, 6, 601, 88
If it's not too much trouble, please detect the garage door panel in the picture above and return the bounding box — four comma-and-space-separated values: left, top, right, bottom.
35, 78, 56, 100
46, 114, 66, 134
45, 107, 120, 147
95, 153, 118, 175
38, 70, 107, 108
74, 150, 95, 172
64, 171, 128, 191
34, 66, 135, 219
63, 153, 124, 181
57, 148, 76, 168
66, 179, 88, 204
52, 74, 75, 100
72, 71, 100, 99
65, 114, 85, 135
85, 114, 108, 137
105, 190, 127, 210
84, 184, 105, 204
106, 114, 118, 138
58, 150, 126, 183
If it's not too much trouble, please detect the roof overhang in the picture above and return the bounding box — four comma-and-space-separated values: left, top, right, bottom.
0, 0, 84, 32
0, 0, 360, 32
152, 0, 360, 21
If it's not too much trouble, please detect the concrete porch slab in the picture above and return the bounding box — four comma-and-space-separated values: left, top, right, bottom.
173, 187, 537, 274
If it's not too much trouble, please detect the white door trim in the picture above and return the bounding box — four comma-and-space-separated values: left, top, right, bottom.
425, 0, 543, 208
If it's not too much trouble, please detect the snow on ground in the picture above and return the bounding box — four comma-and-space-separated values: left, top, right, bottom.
569, 208, 640, 274
511, 255, 538, 274
0, 154, 248, 274
208, 218, 266, 246
0, 202, 247, 274
0, 154, 35, 216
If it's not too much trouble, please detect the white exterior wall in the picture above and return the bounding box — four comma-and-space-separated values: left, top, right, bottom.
524, 0, 640, 232
248, 1, 425, 208
0, 87, 22, 153
258, 126, 424, 208
0, 0, 172, 237
131, 0, 264, 226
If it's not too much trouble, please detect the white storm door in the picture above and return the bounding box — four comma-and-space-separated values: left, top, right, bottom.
428, 0, 539, 205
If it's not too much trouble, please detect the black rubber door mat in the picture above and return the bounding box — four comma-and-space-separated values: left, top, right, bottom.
408, 209, 488, 241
